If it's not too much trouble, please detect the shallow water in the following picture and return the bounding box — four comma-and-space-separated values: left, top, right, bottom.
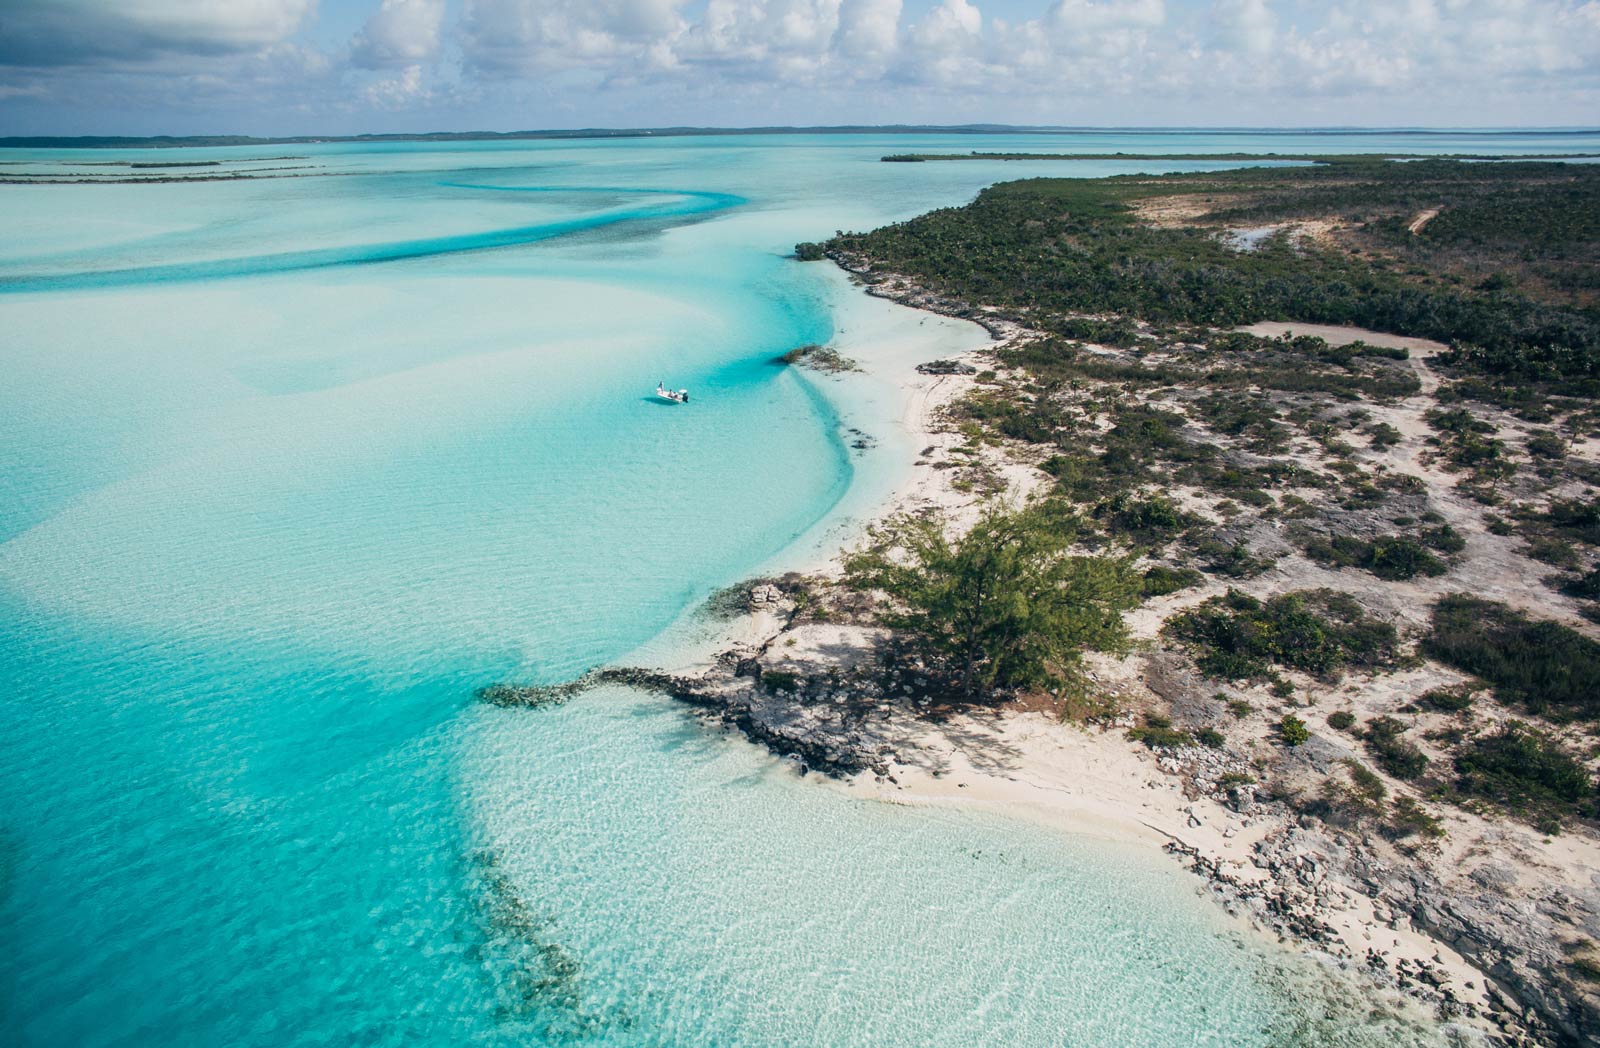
3, 130, 1589, 1046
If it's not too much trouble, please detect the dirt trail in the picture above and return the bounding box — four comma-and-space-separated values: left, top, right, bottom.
1407, 207, 1441, 235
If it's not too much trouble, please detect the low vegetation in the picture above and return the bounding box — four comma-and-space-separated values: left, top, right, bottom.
1166, 589, 1402, 682
1278, 714, 1310, 747
1424, 595, 1600, 723
1454, 721, 1598, 828
1299, 533, 1449, 580
829, 160, 1600, 399
1129, 714, 1193, 749
1362, 717, 1430, 780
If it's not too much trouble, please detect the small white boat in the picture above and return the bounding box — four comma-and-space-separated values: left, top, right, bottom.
655, 383, 690, 404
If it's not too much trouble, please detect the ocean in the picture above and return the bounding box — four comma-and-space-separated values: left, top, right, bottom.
3, 129, 1590, 1046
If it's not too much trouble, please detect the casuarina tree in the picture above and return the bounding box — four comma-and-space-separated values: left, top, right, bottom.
843, 500, 1137, 698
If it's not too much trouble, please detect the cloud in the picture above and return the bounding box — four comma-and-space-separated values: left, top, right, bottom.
3, 0, 1599, 132
458, 0, 690, 77
1266, 0, 1600, 95
834, 0, 903, 62
912, 0, 982, 46
351, 0, 446, 69
1045, 0, 1165, 34
1209, 0, 1275, 56
0, 0, 317, 68
437, 0, 1600, 114
362, 64, 430, 107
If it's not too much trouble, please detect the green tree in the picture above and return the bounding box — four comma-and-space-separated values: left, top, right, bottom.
843, 501, 1137, 697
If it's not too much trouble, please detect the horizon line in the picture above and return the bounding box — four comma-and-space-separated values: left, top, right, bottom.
5, 123, 1600, 150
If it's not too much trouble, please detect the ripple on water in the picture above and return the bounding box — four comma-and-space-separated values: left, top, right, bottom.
459, 687, 1460, 1048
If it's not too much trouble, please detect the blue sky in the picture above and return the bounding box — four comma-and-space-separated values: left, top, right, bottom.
1, 0, 1597, 136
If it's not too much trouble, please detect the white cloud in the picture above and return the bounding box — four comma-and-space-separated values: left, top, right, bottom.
1045, 0, 1164, 34
0, 0, 317, 67
459, 0, 690, 76
834, 0, 903, 62
900, 0, 985, 86
1262, 0, 1600, 95
435, 0, 1600, 111
679, 0, 843, 68
4, 0, 1599, 130
351, 0, 446, 69
1210, 0, 1275, 56
362, 64, 430, 107
913, 0, 982, 45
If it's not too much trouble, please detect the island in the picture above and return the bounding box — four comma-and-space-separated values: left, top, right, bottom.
490, 156, 1600, 1046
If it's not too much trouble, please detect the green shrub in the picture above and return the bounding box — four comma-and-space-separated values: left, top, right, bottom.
1526, 431, 1567, 459
1197, 539, 1274, 578
1421, 524, 1467, 553
1140, 565, 1205, 597
844, 501, 1137, 698
1367, 421, 1403, 449
1167, 588, 1401, 681
794, 241, 827, 261
1198, 726, 1226, 748
761, 670, 801, 693
1426, 407, 1496, 437
1345, 760, 1387, 801
1096, 493, 1191, 545
1541, 497, 1600, 545
1424, 595, 1600, 722
1226, 698, 1254, 719
1327, 710, 1356, 730
1301, 533, 1447, 580
1419, 685, 1476, 712
829, 165, 1600, 403
1525, 537, 1580, 568
1385, 796, 1446, 840
1129, 714, 1195, 749
1363, 716, 1430, 780
1455, 720, 1598, 823
1562, 568, 1600, 601
1279, 714, 1311, 747
1366, 536, 1450, 580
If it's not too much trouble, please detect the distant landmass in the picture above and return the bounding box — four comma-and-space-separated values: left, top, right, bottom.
5, 124, 1597, 149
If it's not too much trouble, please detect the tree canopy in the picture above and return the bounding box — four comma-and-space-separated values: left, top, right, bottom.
842, 501, 1137, 697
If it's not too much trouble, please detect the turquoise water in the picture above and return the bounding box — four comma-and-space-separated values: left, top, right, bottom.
3, 130, 1589, 1046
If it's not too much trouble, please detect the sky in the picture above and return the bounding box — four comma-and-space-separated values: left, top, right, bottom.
0, 0, 1598, 137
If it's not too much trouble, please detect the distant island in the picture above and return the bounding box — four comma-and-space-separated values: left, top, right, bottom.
883, 150, 1600, 162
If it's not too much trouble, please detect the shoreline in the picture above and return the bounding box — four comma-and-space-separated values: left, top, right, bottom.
580, 262, 1523, 1042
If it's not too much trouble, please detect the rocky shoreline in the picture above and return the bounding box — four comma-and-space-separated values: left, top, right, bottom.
817, 258, 1600, 1048
484, 256, 1599, 1046
482, 582, 1585, 1047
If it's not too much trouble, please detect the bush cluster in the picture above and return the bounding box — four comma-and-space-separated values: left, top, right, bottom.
1300, 533, 1449, 580
1167, 588, 1402, 681
1424, 595, 1600, 722
1363, 716, 1430, 780
1454, 721, 1598, 825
